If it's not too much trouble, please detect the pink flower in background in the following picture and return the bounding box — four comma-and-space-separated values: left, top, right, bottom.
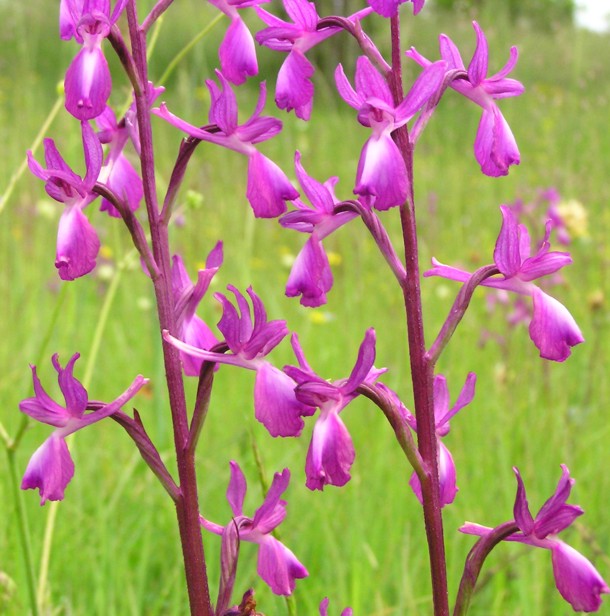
461, 466, 610, 612
27, 121, 103, 280
319, 597, 353, 616
20, 353, 147, 504
407, 21, 524, 176
200, 461, 308, 595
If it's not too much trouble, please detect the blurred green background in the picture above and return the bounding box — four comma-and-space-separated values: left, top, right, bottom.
2, 0, 610, 614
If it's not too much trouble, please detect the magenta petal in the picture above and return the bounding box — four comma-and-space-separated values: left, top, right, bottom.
438, 441, 458, 506
254, 362, 314, 437
252, 468, 290, 532
286, 236, 333, 308
220, 17, 258, 85
305, 411, 355, 490
227, 460, 247, 517
475, 106, 520, 177
529, 289, 584, 362
100, 153, 143, 216
409, 441, 457, 507
342, 328, 376, 393
551, 542, 610, 612
513, 467, 535, 535
64, 46, 112, 120
20, 366, 71, 427
55, 206, 100, 280
21, 434, 75, 505
494, 205, 522, 277
366, 0, 401, 18
354, 134, 408, 211
276, 50, 315, 120
246, 152, 298, 218
180, 316, 219, 376
256, 535, 309, 595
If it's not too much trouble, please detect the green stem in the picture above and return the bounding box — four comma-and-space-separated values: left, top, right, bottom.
157, 13, 224, 86
7, 449, 39, 616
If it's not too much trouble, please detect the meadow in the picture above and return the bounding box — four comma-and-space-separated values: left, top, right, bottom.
2, 1, 610, 614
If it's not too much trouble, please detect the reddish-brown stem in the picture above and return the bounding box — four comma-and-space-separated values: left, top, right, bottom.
389, 14, 449, 616
126, 3, 212, 614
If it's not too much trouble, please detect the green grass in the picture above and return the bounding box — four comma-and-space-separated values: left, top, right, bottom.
2, 1, 610, 614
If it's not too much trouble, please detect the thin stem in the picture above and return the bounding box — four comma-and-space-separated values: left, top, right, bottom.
187, 357, 220, 457
7, 450, 39, 616
426, 265, 499, 367
157, 14, 224, 87
389, 14, 449, 616
453, 522, 519, 616
142, 0, 176, 34
126, 3, 212, 613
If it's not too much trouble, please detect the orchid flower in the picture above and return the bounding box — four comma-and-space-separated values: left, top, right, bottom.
426, 205, 584, 361
335, 56, 446, 210
208, 0, 270, 85
27, 121, 103, 280
367, 0, 424, 18
461, 466, 609, 612
279, 151, 358, 307
407, 373, 476, 507
95, 106, 143, 217
153, 72, 298, 218
200, 461, 308, 595
164, 285, 314, 436
20, 353, 147, 504
407, 21, 524, 176
255, 0, 372, 120
319, 597, 353, 616
171, 243, 223, 376
60, 0, 128, 119
284, 328, 383, 490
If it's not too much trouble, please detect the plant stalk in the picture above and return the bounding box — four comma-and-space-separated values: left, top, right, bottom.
389, 14, 449, 616
126, 3, 212, 614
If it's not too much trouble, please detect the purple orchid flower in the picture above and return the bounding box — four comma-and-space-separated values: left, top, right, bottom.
367, 0, 424, 18
95, 106, 143, 217
407, 373, 475, 507
284, 328, 383, 490
20, 353, 147, 505
426, 205, 584, 361
319, 598, 353, 616
60, 0, 128, 120
407, 21, 524, 177
208, 0, 270, 85
279, 151, 358, 307
200, 461, 308, 595
334, 56, 446, 210
461, 466, 610, 612
171, 243, 223, 376
255, 0, 372, 120
153, 72, 298, 218
164, 285, 314, 436
27, 121, 103, 281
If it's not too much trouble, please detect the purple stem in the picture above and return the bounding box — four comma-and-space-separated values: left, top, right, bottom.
453, 522, 519, 616
125, 3, 212, 614
142, 0, 176, 33
426, 265, 499, 367
388, 14, 449, 616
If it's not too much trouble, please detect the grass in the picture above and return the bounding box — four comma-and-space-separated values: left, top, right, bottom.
2, 1, 610, 614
